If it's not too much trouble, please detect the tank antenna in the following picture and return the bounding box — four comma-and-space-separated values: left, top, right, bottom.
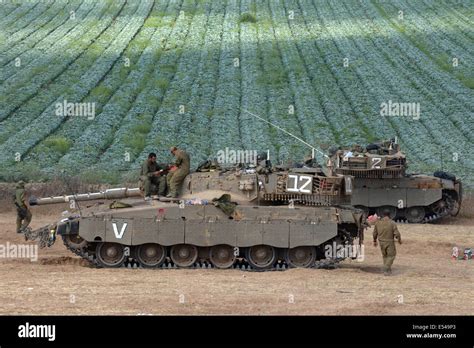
440, 146, 443, 171
242, 109, 328, 160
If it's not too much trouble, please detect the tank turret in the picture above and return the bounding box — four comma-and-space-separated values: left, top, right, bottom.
331, 139, 406, 178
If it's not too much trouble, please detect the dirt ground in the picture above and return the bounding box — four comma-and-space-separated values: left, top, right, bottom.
0, 202, 472, 315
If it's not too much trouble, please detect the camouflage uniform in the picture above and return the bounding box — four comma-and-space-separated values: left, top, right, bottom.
373, 216, 401, 274
14, 181, 32, 233
167, 149, 190, 198
140, 160, 167, 197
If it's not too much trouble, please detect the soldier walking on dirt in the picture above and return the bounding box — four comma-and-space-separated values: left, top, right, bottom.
166, 146, 190, 198
140, 153, 167, 200
14, 181, 32, 234
373, 211, 402, 276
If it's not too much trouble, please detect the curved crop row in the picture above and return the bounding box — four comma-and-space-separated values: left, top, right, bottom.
0, 1, 117, 144
239, 0, 275, 156
341, 0, 472, 174
133, 0, 212, 166
208, 0, 243, 157
355, 1, 474, 174
166, 0, 227, 165
25, 0, 174, 172
94, 0, 190, 172
312, 0, 427, 162
0, 1, 45, 37
421, 0, 474, 42
368, 0, 473, 110
361, 2, 474, 136
0, 0, 87, 80
269, 0, 335, 148
0, 0, 121, 122
357, 1, 474, 143
174, 0, 227, 164
72, 1, 198, 169
0, 0, 152, 165
0, 2, 21, 18
0, 0, 64, 55
56, 0, 178, 171
286, 0, 370, 146
256, 0, 305, 163
390, 0, 473, 69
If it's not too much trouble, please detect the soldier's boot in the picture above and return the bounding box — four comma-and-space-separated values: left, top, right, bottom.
382, 258, 389, 275
20, 210, 32, 233
382, 255, 395, 275
16, 216, 22, 234
385, 255, 395, 275
167, 190, 178, 198
385, 244, 396, 275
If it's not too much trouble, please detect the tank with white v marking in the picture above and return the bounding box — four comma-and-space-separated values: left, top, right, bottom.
26, 161, 366, 271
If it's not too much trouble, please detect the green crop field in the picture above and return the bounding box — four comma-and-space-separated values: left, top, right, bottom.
0, 0, 472, 185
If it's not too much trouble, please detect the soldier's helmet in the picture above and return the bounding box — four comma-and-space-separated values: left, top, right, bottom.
16, 180, 25, 188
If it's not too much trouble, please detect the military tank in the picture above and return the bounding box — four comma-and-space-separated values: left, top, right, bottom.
25, 163, 366, 271
328, 139, 462, 223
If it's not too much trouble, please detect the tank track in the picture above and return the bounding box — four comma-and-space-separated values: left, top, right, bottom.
61, 235, 341, 271
23, 225, 55, 248
377, 194, 459, 224
394, 211, 448, 224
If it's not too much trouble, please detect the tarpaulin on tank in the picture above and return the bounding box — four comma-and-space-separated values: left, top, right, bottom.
212, 194, 238, 218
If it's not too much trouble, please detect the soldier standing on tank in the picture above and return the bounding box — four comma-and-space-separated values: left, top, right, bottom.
166, 146, 190, 198
373, 211, 402, 275
14, 181, 32, 234
140, 153, 167, 200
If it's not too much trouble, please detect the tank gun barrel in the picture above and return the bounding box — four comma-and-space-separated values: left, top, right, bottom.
29, 188, 142, 206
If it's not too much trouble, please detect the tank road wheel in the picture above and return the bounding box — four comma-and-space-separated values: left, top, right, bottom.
376, 206, 397, 220
246, 245, 276, 270
406, 206, 425, 223
63, 234, 87, 250
96, 243, 126, 268
170, 244, 198, 268
285, 246, 316, 268
448, 198, 461, 217
209, 245, 235, 269
432, 199, 448, 215
136, 244, 166, 268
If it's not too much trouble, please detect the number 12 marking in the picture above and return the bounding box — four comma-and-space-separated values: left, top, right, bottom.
287, 174, 313, 193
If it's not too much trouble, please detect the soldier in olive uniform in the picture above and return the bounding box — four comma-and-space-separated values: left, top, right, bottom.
166, 146, 190, 198
140, 153, 167, 199
373, 211, 402, 275
14, 181, 32, 234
